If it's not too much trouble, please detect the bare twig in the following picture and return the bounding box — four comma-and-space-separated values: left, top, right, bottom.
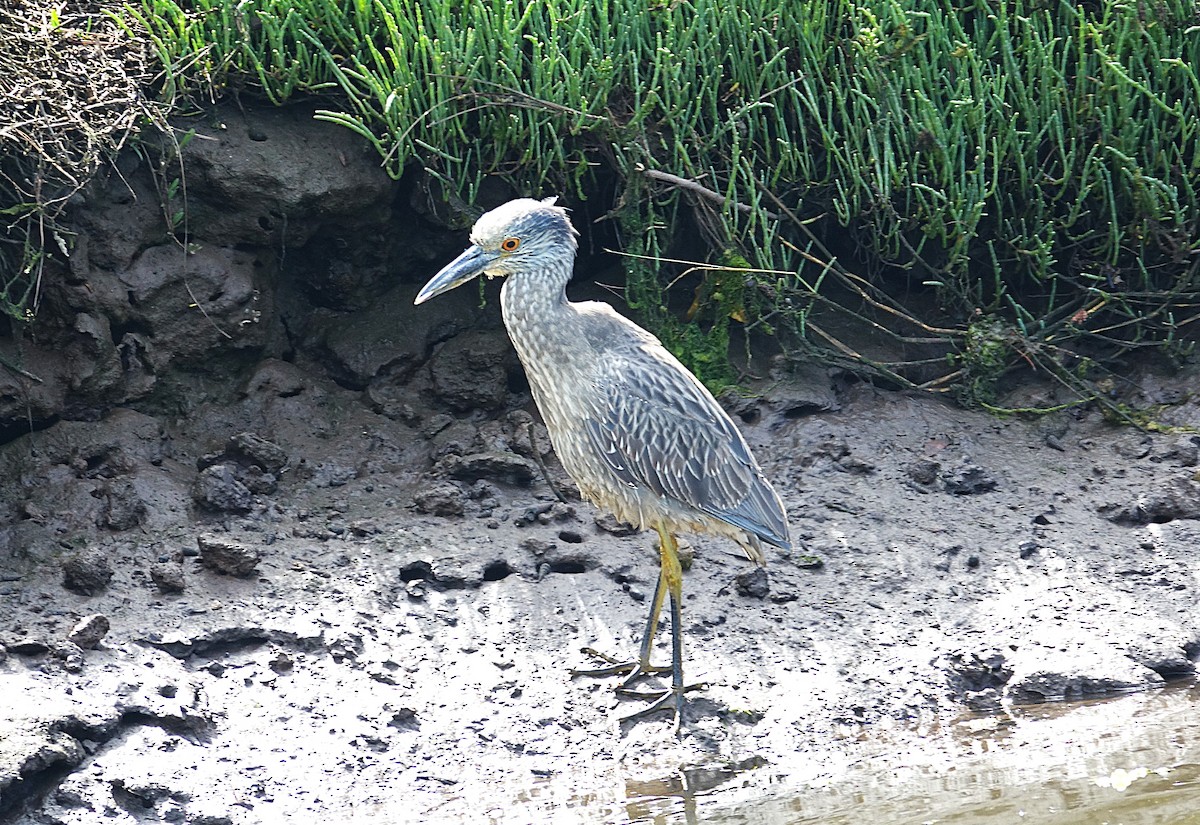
637, 164, 780, 220
528, 422, 568, 503
0, 354, 43, 383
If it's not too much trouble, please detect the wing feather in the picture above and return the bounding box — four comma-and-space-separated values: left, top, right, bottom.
583, 342, 790, 550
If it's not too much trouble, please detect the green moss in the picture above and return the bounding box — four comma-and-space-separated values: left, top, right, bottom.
957, 317, 1011, 406
1100, 403, 1199, 434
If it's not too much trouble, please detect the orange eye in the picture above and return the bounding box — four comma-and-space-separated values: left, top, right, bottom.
500, 237, 521, 252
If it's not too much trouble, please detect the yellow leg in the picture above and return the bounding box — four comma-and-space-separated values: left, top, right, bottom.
654, 526, 685, 700
572, 526, 702, 729
618, 528, 691, 727
569, 528, 671, 681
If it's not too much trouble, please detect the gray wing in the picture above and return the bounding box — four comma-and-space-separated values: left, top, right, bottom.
583, 344, 791, 551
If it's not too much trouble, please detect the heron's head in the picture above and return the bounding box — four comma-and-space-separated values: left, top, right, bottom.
415, 197, 578, 305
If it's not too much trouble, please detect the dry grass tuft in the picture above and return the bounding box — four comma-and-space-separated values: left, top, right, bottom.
0, 0, 157, 319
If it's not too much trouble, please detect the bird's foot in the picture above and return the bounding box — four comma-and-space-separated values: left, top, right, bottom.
617, 682, 705, 731
569, 647, 671, 683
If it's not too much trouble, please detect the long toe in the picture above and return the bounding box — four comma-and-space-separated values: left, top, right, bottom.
618, 684, 690, 728
616, 661, 673, 689
570, 661, 635, 678
570, 660, 672, 680
569, 648, 671, 681
617, 680, 705, 701
616, 681, 705, 732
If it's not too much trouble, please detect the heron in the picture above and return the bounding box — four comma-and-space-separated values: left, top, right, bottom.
415, 197, 791, 724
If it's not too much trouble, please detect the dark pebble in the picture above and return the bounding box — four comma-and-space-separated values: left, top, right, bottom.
67, 614, 110, 649
197, 534, 262, 577
735, 567, 770, 599
151, 562, 186, 593
61, 549, 113, 595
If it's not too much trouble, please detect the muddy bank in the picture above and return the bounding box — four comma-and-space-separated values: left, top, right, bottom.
3, 365, 1199, 823
2, 102, 1199, 823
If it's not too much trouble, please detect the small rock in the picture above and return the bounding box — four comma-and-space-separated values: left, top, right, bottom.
197, 534, 262, 577
7, 638, 50, 656
441, 451, 537, 485
1157, 436, 1199, 467
193, 464, 254, 512
68, 614, 110, 649
387, 706, 419, 730
151, 561, 186, 593
735, 567, 770, 599
1018, 540, 1039, 559
941, 464, 997, 495
1099, 476, 1200, 525
52, 641, 85, 673
520, 537, 556, 556
413, 481, 466, 516
62, 548, 113, 595
1113, 435, 1153, 460
100, 480, 147, 530
226, 432, 289, 472
594, 512, 638, 536
514, 504, 552, 527
269, 651, 294, 673
906, 459, 940, 486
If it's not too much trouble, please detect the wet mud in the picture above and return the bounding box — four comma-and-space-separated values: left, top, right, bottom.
3, 364, 1199, 823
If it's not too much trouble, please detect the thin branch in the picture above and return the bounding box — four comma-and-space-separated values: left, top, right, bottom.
637, 164, 780, 219
0, 355, 43, 383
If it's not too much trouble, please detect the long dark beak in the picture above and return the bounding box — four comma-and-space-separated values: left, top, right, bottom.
414, 245, 496, 305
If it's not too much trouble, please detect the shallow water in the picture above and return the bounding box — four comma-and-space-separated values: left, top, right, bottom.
574, 680, 1200, 825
